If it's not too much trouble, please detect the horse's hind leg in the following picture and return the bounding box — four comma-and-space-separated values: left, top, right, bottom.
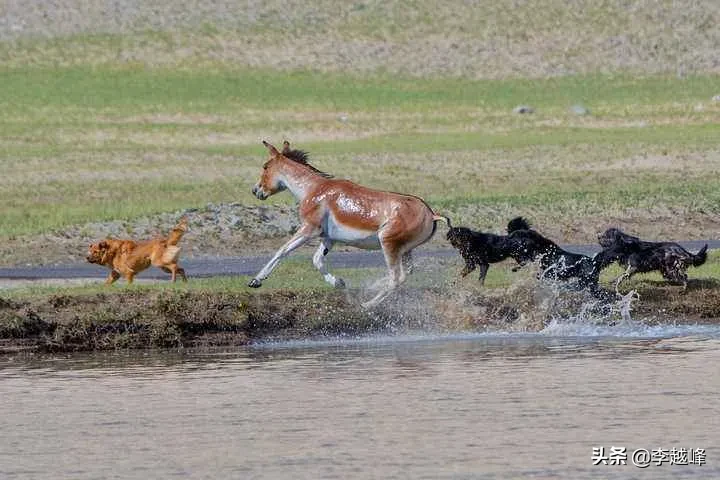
362, 243, 404, 308
313, 238, 345, 288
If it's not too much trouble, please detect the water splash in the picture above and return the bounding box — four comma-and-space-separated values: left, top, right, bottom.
616, 289, 639, 326
536, 287, 717, 338
540, 318, 720, 338
334, 254, 717, 340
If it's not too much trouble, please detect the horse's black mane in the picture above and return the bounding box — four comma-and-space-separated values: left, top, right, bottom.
282, 149, 309, 164
283, 148, 333, 178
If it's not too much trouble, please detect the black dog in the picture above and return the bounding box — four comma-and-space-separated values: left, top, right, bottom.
446, 217, 530, 285
508, 221, 607, 294
596, 228, 708, 291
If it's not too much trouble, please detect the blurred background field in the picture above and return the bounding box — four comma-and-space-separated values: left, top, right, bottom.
1, 0, 719, 266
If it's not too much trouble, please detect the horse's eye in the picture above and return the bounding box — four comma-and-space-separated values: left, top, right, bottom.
262, 163, 269, 170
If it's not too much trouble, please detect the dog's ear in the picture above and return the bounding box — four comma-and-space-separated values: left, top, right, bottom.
99, 240, 119, 264
615, 230, 636, 246
99, 244, 111, 264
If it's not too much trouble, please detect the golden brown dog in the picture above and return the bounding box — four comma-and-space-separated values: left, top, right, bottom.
86, 218, 188, 284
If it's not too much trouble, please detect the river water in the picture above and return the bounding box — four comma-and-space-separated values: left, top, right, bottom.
1, 323, 719, 479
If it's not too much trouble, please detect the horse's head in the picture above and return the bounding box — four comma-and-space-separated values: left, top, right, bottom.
252, 141, 288, 200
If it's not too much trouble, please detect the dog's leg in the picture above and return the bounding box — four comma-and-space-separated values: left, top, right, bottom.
126, 272, 136, 284
613, 265, 636, 293
449, 261, 473, 287
249, 224, 318, 288
478, 263, 489, 286
662, 264, 688, 291
176, 267, 187, 282
170, 265, 183, 282
460, 262, 476, 277
105, 270, 120, 285
312, 238, 344, 288
402, 251, 414, 275
162, 265, 185, 283
679, 270, 689, 293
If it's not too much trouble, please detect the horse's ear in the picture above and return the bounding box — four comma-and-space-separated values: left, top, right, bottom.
262, 140, 280, 156
282, 140, 291, 153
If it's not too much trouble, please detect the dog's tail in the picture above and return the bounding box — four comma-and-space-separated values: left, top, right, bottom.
507, 216, 531, 234
692, 244, 708, 267
433, 213, 452, 229
167, 217, 188, 246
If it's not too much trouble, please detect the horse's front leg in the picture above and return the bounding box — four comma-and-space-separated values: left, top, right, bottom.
248, 224, 318, 288
312, 238, 345, 288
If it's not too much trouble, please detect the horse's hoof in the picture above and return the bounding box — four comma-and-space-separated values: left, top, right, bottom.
248, 279, 262, 288
335, 278, 346, 289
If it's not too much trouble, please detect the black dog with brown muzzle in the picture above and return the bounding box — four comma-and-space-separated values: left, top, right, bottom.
596, 228, 708, 291
446, 217, 530, 285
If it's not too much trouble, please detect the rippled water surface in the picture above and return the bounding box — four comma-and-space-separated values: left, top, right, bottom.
2, 325, 720, 479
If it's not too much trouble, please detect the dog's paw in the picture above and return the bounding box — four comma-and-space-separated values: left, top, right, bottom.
248, 278, 262, 288
334, 278, 346, 289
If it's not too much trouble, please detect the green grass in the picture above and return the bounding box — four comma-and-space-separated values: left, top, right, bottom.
1, 65, 719, 251
2, 66, 719, 113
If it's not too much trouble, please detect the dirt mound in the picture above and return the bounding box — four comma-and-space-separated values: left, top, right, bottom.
0, 203, 300, 266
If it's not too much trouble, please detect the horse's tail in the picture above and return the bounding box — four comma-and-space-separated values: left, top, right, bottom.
433, 213, 452, 229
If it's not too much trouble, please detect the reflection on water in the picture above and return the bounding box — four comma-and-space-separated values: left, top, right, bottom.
1, 328, 720, 479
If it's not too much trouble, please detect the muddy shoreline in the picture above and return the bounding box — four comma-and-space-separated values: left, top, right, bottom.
2, 280, 720, 355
